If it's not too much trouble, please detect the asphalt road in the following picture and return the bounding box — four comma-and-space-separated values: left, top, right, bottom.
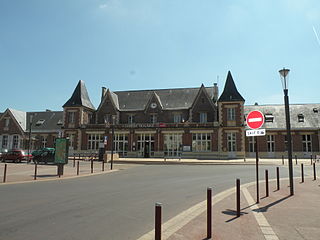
0, 164, 294, 240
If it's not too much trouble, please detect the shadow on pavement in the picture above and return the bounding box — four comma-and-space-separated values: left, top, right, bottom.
254, 195, 292, 213
222, 209, 248, 222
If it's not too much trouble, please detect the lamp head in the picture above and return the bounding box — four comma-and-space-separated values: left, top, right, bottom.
279, 68, 290, 90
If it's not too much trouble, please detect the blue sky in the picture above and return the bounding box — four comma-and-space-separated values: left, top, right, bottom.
1, 0, 320, 112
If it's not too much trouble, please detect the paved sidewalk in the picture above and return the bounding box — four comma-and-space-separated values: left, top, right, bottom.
0, 161, 135, 184
165, 175, 320, 239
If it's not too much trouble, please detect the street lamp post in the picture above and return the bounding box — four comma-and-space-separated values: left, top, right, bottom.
279, 68, 294, 196
27, 114, 33, 163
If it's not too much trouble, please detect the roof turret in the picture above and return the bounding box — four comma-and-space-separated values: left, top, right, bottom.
218, 71, 245, 102
63, 80, 95, 110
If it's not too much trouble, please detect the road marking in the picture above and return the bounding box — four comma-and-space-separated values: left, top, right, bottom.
242, 187, 279, 240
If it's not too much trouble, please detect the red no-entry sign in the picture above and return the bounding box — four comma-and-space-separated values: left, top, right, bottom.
246, 111, 265, 129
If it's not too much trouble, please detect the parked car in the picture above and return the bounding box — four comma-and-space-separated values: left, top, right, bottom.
2, 150, 32, 163
32, 148, 55, 164
0, 149, 8, 161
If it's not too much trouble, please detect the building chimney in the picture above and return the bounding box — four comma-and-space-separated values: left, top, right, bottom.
213, 83, 219, 102
101, 87, 107, 102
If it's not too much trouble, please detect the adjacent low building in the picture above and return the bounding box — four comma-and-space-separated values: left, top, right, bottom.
1, 71, 319, 159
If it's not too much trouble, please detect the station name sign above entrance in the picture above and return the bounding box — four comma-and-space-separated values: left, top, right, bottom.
246, 110, 266, 136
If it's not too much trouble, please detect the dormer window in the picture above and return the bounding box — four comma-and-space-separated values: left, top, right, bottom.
150, 114, 157, 123
4, 118, 9, 127
313, 108, 318, 113
128, 114, 135, 124
200, 112, 207, 123
36, 119, 45, 126
298, 114, 304, 123
265, 114, 274, 123
173, 113, 182, 123
57, 120, 63, 126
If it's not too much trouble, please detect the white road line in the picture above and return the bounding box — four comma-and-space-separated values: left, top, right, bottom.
242, 187, 279, 240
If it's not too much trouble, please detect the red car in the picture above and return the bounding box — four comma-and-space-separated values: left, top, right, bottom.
2, 150, 32, 163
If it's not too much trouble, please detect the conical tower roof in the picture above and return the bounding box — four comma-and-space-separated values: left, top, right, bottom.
63, 80, 95, 109
218, 71, 245, 102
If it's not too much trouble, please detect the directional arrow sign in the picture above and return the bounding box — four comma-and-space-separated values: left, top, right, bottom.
246, 111, 265, 129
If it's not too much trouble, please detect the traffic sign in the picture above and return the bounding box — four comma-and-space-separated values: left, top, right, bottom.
246, 129, 266, 137
246, 111, 265, 129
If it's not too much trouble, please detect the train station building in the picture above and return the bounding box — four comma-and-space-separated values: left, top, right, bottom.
1, 71, 319, 159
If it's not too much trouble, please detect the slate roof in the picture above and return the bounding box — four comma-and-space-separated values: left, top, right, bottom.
113, 87, 214, 111
26, 111, 63, 133
218, 71, 245, 102
9, 108, 27, 131
244, 104, 320, 130
63, 80, 95, 110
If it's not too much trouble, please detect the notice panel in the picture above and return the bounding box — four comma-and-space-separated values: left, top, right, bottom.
246, 129, 266, 137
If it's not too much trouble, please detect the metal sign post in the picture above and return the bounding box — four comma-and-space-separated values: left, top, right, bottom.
246, 110, 266, 204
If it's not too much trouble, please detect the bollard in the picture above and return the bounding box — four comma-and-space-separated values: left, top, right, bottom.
265, 170, 269, 197
91, 159, 94, 174
155, 203, 162, 240
301, 163, 304, 183
276, 167, 280, 191
73, 155, 76, 167
77, 161, 80, 175
295, 155, 297, 165
3, 164, 7, 183
313, 162, 316, 180
79, 153, 81, 161
282, 155, 284, 165
34, 163, 38, 180
102, 160, 105, 172
236, 179, 240, 217
207, 187, 212, 239
311, 155, 313, 165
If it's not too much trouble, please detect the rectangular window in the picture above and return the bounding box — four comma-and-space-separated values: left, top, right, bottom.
2, 135, 8, 148
128, 115, 135, 124
104, 114, 110, 124
267, 135, 275, 152
192, 133, 211, 152
88, 134, 103, 150
227, 108, 236, 121
4, 118, 10, 127
227, 133, 236, 152
298, 114, 304, 123
114, 133, 129, 156
173, 114, 182, 123
200, 112, 207, 123
150, 114, 157, 123
265, 114, 274, 123
42, 136, 47, 148
164, 133, 182, 156
302, 134, 312, 152
13, 135, 19, 149
68, 112, 75, 124
248, 137, 255, 152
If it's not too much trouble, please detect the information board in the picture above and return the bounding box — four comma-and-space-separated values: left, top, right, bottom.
54, 138, 69, 164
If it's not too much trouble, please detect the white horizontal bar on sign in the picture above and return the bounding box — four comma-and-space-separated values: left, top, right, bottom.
248, 117, 262, 123
246, 129, 266, 137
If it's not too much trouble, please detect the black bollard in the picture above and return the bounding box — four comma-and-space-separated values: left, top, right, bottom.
207, 187, 212, 239
236, 179, 240, 217
155, 203, 162, 240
